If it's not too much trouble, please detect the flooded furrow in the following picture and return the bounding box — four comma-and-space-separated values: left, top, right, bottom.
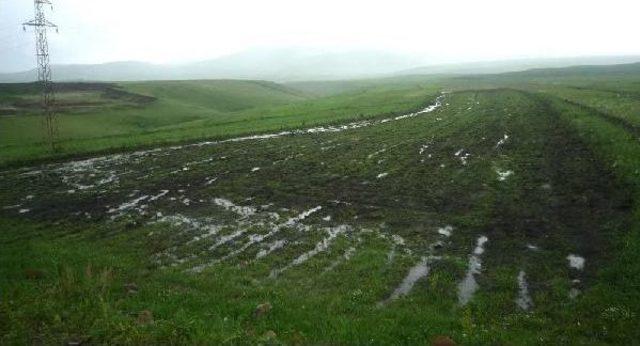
458, 235, 488, 306
270, 225, 350, 278
515, 270, 533, 311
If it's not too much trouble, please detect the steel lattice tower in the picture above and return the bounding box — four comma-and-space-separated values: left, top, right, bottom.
23, 0, 58, 150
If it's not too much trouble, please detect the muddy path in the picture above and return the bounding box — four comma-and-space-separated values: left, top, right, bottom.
470, 90, 632, 311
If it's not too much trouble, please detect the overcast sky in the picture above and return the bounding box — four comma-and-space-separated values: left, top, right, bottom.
1, 0, 639, 73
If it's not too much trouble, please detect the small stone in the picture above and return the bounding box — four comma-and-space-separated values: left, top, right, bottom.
262, 330, 277, 339
432, 335, 456, 346
124, 282, 139, 294
66, 335, 88, 345
24, 268, 45, 280
136, 310, 154, 325
253, 302, 272, 318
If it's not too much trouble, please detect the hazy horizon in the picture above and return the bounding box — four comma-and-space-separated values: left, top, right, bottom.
4, 46, 640, 71
2, 0, 640, 74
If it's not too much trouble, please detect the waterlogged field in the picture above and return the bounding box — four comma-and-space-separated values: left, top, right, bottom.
3, 74, 640, 344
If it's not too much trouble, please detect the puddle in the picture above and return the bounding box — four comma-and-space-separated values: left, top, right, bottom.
377, 173, 388, 179
208, 229, 246, 251
567, 254, 585, 270
108, 195, 149, 214
458, 235, 489, 305
343, 246, 356, 260
391, 234, 406, 246
149, 190, 169, 202
285, 206, 322, 226
386, 245, 397, 264
154, 214, 224, 242
270, 225, 350, 278
379, 233, 454, 306
515, 270, 534, 311
496, 169, 514, 181
379, 256, 430, 306
569, 278, 582, 299
496, 134, 509, 148
267, 212, 280, 220
256, 239, 287, 259
368, 148, 387, 159
214, 232, 274, 263
323, 246, 357, 273
186, 207, 326, 272
205, 177, 218, 186
213, 198, 257, 218
456, 151, 471, 165
569, 288, 581, 299
245, 207, 325, 261
437, 226, 453, 237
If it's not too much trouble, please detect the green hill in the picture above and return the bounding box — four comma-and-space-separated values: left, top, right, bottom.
121, 80, 306, 113
509, 62, 640, 77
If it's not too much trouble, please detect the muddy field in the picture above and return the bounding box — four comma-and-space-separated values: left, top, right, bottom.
1, 88, 637, 344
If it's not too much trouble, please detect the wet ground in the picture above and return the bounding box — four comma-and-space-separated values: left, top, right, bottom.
0, 89, 631, 312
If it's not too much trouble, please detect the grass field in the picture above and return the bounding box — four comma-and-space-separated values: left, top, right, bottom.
2, 64, 640, 344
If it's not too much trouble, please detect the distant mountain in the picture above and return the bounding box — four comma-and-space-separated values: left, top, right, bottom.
396, 56, 640, 76
502, 61, 640, 77
0, 61, 170, 83
181, 48, 426, 81
0, 48, 426, 83
3, 50, 639, 83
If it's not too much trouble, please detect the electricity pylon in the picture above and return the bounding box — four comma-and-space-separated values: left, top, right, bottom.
23, 0, 58, 151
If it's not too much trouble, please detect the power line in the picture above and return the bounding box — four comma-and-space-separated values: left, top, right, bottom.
23, 0, 58, 151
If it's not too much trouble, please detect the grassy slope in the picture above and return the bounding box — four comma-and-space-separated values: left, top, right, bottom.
2, 79, 640, 343
0, 80, 307, 164
123, 80, 307, 113
285, 74, 446, 97
0, 79, 440, 167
